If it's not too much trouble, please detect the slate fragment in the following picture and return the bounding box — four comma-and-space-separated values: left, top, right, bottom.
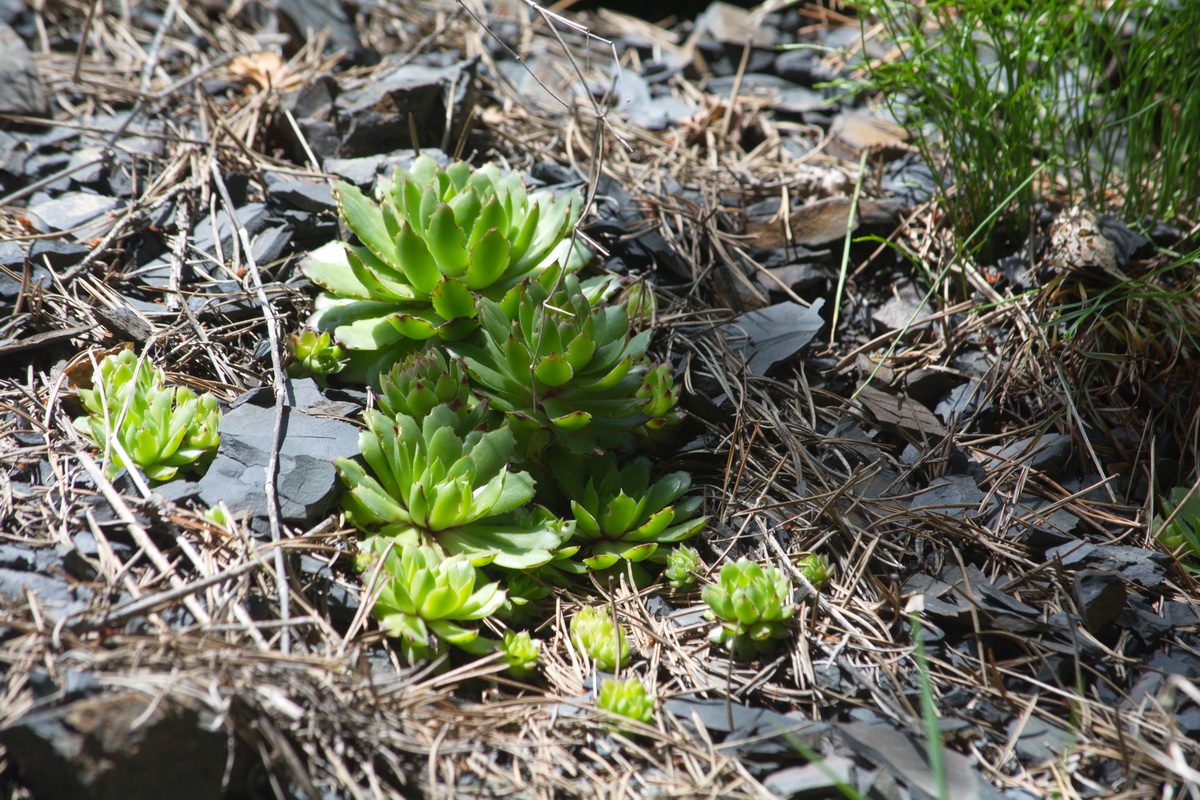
337, 58, 476, 158
836, 721, 1004, 800
26, 191, 119, 236
0, 693, 229, 800
0, 568, 92, 618
1072, 569, 1126, 631
763, 756, 855, 799
1006, 715, 1070, 763
911, 475, 984, 519
728, 299, 825, 376
189, 379, 360, 526
1045, 542, 1170, 591
981, 433, 1073, 475
0, 22, 47, 116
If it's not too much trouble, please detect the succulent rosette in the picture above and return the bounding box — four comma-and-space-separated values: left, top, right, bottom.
73, 349, 221, 481
597, 677, 655, 727
570, 605, 631, 672
287, 329, 346, 380
336, 405, 570, 568
376, 349, 491, 432
454, 265, 658, 457
797, 553, 833, 590
703, 558, 796, 658
498, 630, 542, 678
663, 545, 703, 589
300, 155, 589, 380
358, 541, 505, 662
551, 453, 706, 570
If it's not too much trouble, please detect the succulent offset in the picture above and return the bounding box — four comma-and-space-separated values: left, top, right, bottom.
552, 453, 706, 570
570, 605, 631, 672
703, 558, 795, 658
797, 553, 833, 590
456, 265, 669, 457
300, 155, 588, 380
597, 677, 655, 727
499, 630, 542, 678
358, 541, 505, 662
376, 349, 489, 432
287, 329, 346, 380
336, 405, 570, 568
73, 349, 221, 481
664, 545, 703, 589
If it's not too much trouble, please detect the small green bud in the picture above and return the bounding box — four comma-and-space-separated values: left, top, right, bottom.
288, 330, 347, 378
597, 676, 655, 726
569, 606, 631, 672
797, 553, 832, 591
664, 545, 702, 589
499, 630, 541, 678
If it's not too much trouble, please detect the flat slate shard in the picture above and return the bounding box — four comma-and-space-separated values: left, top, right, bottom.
836, 721, 1005, 800
186, 379, 360, 526
729, 299, 825, 376
0, 693, 229, 800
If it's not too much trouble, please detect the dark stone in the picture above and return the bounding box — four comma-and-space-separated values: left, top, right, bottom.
911, 475, 985, 519
26, 191, 119, 235
728, 299, 826, 376
190, 383, 360, 525
27, 239, 90, 270
192, 202, 270, 259
0, 568, 91, 618
264, 173, 336, 213
0, 21, 46, 116
774, 48, 840, 87
1072, 570, 1126, 631
0, 693, 229, 800
0, 543, 36, 570
337, 58, 477, 158
983, 434, 1074, 475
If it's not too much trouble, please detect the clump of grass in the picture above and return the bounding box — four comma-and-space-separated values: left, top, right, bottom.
856, 0, 1200, 241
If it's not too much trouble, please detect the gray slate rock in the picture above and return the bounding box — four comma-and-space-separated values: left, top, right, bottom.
27, 191, 119, 235
192, 379, 360, 525
0, 22, 46, 116
0, 693, 229, 800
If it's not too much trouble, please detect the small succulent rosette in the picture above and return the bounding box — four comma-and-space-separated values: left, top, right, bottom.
72, 349, 221, 481
702, 558, 796, 658
569, 605, 631, 672
357, 540, 505, 663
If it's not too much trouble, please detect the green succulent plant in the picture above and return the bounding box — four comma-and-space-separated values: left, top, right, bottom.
797, 553, 833, 591
703, 558, 795, 658
376, 349, 489, 432
635, 362, 685, 440
597, 676, 655, 727
300, 155, 589, 380
664, 545, 703, 589
551, 453, 706, 570
73, 349, 221, 481
569, 605, 631, 672
358, 541, 505, 662
1153, 486, 1200, 570
455, 265, 661, 458
336, 405, 571, 568
287, 329, 346, 380
498, 630, 541, 678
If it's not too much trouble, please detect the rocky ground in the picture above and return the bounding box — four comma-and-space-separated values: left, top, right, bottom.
1, 1, 1198, 798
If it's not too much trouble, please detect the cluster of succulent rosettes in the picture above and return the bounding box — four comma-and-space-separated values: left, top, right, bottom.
336, 405, 572, 569
357, 540, 504, 663
300, 154, 589, 381
376, 350, 490, 433
73, 349, 221, 481
796, 553, 833, 591
550, 452, 706, 571
455, 264, 682, 458
597, 677, 655, 727
570, 605, 631, 672
287, 330, 346, 381
703, 558, 796, 658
